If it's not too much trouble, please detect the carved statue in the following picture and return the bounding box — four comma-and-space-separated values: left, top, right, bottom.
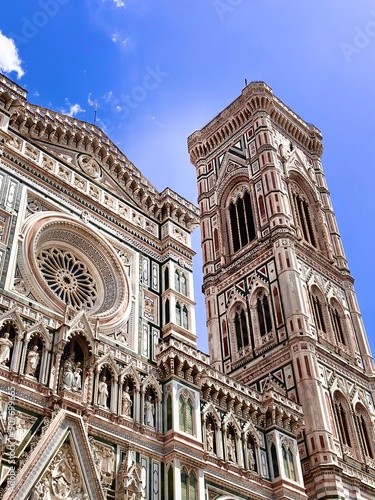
122, 386, 132, 417
98, 376, 109, 407
63, 354, 75, 389
51, 462, 72, 498
73, 362, 82, 391
227, 434, 236, 462
206, 423, 214, 453
25, 345, 40, 377
144, 396, 155, 426
0, 332, 13, 366
247, 444, 256, 470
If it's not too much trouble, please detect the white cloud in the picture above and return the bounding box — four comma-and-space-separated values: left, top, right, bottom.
102, 0, 126, 8
111, 33, 129, 46
0, 31, 25, 79
88, 93, 98, 107
63, 98, 85, 117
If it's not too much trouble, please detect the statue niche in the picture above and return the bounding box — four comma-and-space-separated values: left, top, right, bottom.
60, 337, 88, 397
122, 378, 134, 419
0, 321, 17, 369
24, 336, 43, 380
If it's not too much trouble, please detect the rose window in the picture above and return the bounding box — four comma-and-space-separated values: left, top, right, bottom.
18, 212, 131, 332
37, 248, 98, 309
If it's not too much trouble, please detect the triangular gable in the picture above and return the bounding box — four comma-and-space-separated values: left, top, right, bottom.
222, 411, 241, 434
4, 410, 105, 500
31, 140, 139, 208
119, 363, 141, 390
141, 373, 162, 399
25, 321, 52, 349
96, 351, 120, 377
0, 308, 24, 336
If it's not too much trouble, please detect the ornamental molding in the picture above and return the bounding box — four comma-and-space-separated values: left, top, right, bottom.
188, 81, 323, 164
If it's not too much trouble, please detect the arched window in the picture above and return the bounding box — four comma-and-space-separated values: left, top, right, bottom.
234, 307, 249, 350
355, 404, 374, 459
166, 394, 173, 431
175, 270, 180, 292
228, 189, 256, 253
333, 394, 352, 448
182, 306, 189, 330
292, 190, 317, 247
256, 292, 272, 337
329, 303, 345, 345
164, 268, 169, 290
165, 299, 170, 324
222, 320, 229, 358
176, 302, 181, 326
181, 274, 187, 296
270, 442, 279, 478
309, 290, 326, 333
282, 441, 296, 481
167, 466, 174, 500
181, 468, 197, 500
179, 391, 194, 435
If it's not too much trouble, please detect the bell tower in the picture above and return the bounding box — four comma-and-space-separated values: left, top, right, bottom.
188, 82, 375, 498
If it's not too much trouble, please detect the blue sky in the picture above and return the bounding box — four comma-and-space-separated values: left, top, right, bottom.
0, 0, 374, 356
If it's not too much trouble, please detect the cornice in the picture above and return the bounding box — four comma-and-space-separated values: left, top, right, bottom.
188, 81, 323, 164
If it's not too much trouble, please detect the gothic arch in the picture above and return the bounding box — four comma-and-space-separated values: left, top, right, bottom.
227, 299, 252, 356
288, 172, 323, 251
354, 402, 375, 459
249, 285, 275, 352
119, 363, 141, 391
332, 390, 357, 456
308, 284, 330, 339
217, 173, 257, 258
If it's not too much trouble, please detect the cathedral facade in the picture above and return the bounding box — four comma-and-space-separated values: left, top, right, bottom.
0, 73, 373, 499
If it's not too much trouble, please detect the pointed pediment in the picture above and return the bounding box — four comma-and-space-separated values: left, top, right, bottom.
0, 308, 24, 336
96, 351, 120, 377
242, 420, 261, 445
202, 401, 221, 425
142, 373, 162, 399
260, 374, 286, 396
4, 410, 105, 500
216, 153, 248, 193
222, 411, 241, 434
119, 363, 142, 390
25, 321, 52, 349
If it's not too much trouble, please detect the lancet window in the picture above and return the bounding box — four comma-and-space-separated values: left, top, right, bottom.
329, 301, 346, 345
179, 390, 194, 435
309, 289, 327, 334
181, 468, 197, 500
355, 404, 374, 459
292, 190, 317, 247
256, 292, 272, 337
333, 394, 352, 448
234, 306, 250, 350
227, 188, 256, 254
